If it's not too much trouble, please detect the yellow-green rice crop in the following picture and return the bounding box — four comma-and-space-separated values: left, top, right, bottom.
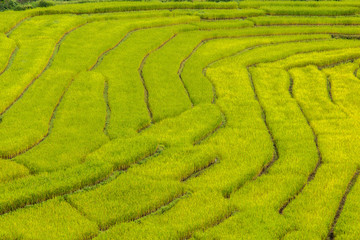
1, 2, 360, 239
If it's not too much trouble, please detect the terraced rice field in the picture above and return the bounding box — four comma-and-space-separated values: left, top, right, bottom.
2, 1, 360, 239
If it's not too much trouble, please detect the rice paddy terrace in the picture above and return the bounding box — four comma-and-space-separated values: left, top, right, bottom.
3, 1, 360, 239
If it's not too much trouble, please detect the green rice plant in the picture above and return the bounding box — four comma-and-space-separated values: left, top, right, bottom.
142, 29, 329, 121
238, 1, 325, 9
64, 104, 223, 213
142, 32, 197, 121
92, 19, 288, 137
0, 2, 233, 33
189, 19, 254, 30
8, 14, 85, 41
282, 163, 357, 239
261, 6, 360, 16
226, 139, 317, 219
3, 1, 360, 34
190, 59, 315, 238
182, 38, 251, 105
186, 127, 274, 197
312, 118, 360, 136
0, 11, 30, 33
290, 66, 348, 120
0, 159, 29, 183
182, 65, 273, 196
0, 35, 16, 74
86, 102, 222, 179
0, 198, 98, 240
193, 208, 291, 239
0, 16, 198, 158
1, 9, 193, 35
94, 26, 181, 138
201, 67, 314, 239
318, 135, 360, 165
2, 2, 360, 238
214, 48, 360, 236
322, 62, 360, 119
127, 146, 218, 181
2, 1, 237, 20
68, 173, 184, 230
213, 39, 360, 72
0, 158, 112, 214
85, 135, 159, 170
51, 16, 197, 72
195, 9, 265, 20
35, 1, 238, 15
261, 46, 360, 70
0, 133, 168, 213
231, 167, 308, 210
86, 10, 191, 22
210, 25, 360, 37
13, 72, 109, 173
169, 9, 262, 21
0, 39, 55, 114
181, 34, 330, 105
250, 16, 360, 26
141, 103, 223, 147
249, 67, 317, 173
181, 28, 360, 216
218, 54, 360, 240
0, 14, 87, 114
0, 69, 77, 159
333, 172, 360, 239
238, 1, 360, 8
94, 190, 233, 239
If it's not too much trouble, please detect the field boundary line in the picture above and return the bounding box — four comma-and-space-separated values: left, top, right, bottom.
354, 66, 359, 79
199, 37, 353, 199
0, 22, 88, 116
193, 115, 225, 146
138, 33, 178, 124
181, 158, 219, 182
254, 23, 360, 27
278, 69, 323, 214
247, 67, 279, 174
0, 46, 18, 77
319, 59, 355, 70
320, 59, 360, 119
5, 17, 30, 37
327, 168, 360, 240
6, 11, 360, 38
184, 210, 236, 239
199, 38, 329, 198
87, 192, 188, 239
0, 149, 162, 217
203, 37, 332, 73
326, 75, 334, 103
96, 191, 186, 232
89, 22, 195, 71
102, 79, 111, 138
1, 76, 75, 160
177, 41, 206, 107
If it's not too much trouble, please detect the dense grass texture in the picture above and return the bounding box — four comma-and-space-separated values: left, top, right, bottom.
1, 1, 360, 239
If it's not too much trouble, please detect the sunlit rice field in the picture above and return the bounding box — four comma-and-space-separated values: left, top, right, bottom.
1, 1, 360, 239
